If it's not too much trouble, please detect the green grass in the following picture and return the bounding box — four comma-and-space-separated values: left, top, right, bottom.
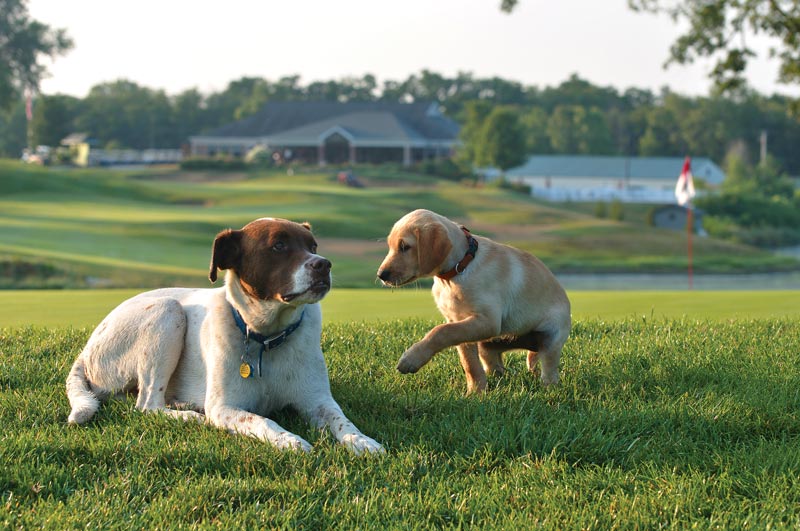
2, 319, 800, 529
1, 160, 796, 290
0, 288, 798, 328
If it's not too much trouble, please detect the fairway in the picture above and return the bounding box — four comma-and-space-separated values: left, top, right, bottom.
0, 289, 797, 328
2, 162, 797, 292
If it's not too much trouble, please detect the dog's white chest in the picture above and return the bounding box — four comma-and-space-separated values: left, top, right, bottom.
432, 281, 473, 322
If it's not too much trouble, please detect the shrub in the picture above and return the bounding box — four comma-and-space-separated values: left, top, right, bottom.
594, 202, 607, 218
701, 212, 800, 247
696, 191, 800, 247
609, 200, 625, 221
414, 158, 470, 181
495, 178, 531, 195
696, 192, 800, 228
645, 206, 656, 227
180, 157, 247, 171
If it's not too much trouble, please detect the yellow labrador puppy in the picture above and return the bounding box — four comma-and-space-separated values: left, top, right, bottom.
377, 209, 571, 393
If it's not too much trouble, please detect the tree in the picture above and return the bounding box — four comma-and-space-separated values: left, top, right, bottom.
233, 78, 272, 120
29, 94, 79, 147
172, 88, 208, 143
500, 0, 518, 13
306, 74, 378, 103
578, 107, 615, 154
204, 77, 264, 127
76, 80, 175, 149
456, 100, 493, 168
546, 106, 581, 153
723, 152, 795, 198
519, 106, 552, 153
475, 106, 527, 170
0, 100, 27, 156
457, 102, 527, 170
0, 0, 72, 112
546, 105, 614, 154
637, 92, 691, 155
629, 0, 800, 92
638, 105, 684, 156
539, 74, 623, 113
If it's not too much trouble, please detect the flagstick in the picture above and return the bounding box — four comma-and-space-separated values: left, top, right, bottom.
687, 206, 693, 290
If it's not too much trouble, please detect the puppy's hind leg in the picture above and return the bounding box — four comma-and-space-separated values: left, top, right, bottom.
457, 343, 487, 394
478, 341, 506, 376
526, 351, 540, 376
528, 328, 569, 386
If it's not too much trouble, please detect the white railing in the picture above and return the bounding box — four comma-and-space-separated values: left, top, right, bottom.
530, 186, 679, 204
88, 149, 183, 166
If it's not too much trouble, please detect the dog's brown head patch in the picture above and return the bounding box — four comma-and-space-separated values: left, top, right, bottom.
209, 218, 331, 302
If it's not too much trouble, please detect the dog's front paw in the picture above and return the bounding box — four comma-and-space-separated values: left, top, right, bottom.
341, 433, 385, 455
274, 432, 313, 452
396, 344, 432, 374
396, 355, 420, 374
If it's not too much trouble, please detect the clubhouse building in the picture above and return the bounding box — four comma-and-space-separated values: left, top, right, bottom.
189, 101, 461, 166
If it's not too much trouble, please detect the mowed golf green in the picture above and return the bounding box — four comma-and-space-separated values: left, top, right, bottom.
0, 289, 796, 329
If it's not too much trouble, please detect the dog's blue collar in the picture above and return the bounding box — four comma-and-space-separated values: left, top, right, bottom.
231, 305, 305, 377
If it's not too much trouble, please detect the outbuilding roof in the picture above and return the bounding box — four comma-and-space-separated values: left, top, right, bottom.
506, 155, 726, 184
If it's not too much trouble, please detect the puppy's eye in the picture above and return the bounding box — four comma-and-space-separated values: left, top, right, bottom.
310, 244, 318, 254
399, 241, 410, 253
272, 241, 286, 252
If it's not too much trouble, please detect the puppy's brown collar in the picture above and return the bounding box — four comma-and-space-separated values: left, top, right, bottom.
437, 227, 478, 281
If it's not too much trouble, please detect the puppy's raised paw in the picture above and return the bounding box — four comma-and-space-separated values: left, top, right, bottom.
396, 344, 431, 374
396, 355, 421, 374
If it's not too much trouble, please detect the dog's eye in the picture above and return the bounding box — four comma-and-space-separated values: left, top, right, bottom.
272, 241, 286, 252
310, 244, 318, 254
398, 241, 410, 253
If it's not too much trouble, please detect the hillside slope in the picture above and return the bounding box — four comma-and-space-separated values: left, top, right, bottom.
0, 161, 795, 289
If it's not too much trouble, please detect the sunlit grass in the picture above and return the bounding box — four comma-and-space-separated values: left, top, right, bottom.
1, 288, 797, 329
2, 319, 799, 529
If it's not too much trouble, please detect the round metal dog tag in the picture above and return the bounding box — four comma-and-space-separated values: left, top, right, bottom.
239, 362, 252, 378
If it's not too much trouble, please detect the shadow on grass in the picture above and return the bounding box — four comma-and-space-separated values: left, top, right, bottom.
325, 318, 800, 470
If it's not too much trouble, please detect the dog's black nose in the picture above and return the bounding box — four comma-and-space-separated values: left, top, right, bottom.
377, 269, 391, 282
308, 257, 332, 272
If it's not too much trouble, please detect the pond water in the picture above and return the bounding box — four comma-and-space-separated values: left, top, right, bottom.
557, 272, 800, 291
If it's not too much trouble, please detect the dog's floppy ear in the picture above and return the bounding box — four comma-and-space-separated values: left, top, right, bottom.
301, 222, 312, 231
416, 223, 452, 276
209, 229, 243, 283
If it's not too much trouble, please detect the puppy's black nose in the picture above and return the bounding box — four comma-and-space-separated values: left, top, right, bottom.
377, 269, 391, 282
308, 257, 332, 272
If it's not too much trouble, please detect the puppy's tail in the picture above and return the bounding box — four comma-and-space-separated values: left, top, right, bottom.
66, 356, 100, 425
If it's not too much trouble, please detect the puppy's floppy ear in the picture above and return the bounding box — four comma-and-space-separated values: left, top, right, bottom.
301, 222, 312, 231
415, 223, 453, 276
209, 229, 243, 283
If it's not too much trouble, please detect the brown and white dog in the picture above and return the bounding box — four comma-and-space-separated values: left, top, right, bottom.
377, 209, 571, 394
66, 218, 383, 454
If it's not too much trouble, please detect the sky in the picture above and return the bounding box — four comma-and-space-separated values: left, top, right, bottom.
27, 0, 800, 99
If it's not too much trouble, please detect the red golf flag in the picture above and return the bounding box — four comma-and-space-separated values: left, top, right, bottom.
675, 156, 695, 206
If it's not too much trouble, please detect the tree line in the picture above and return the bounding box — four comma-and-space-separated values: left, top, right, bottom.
1, 71, 800, 174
